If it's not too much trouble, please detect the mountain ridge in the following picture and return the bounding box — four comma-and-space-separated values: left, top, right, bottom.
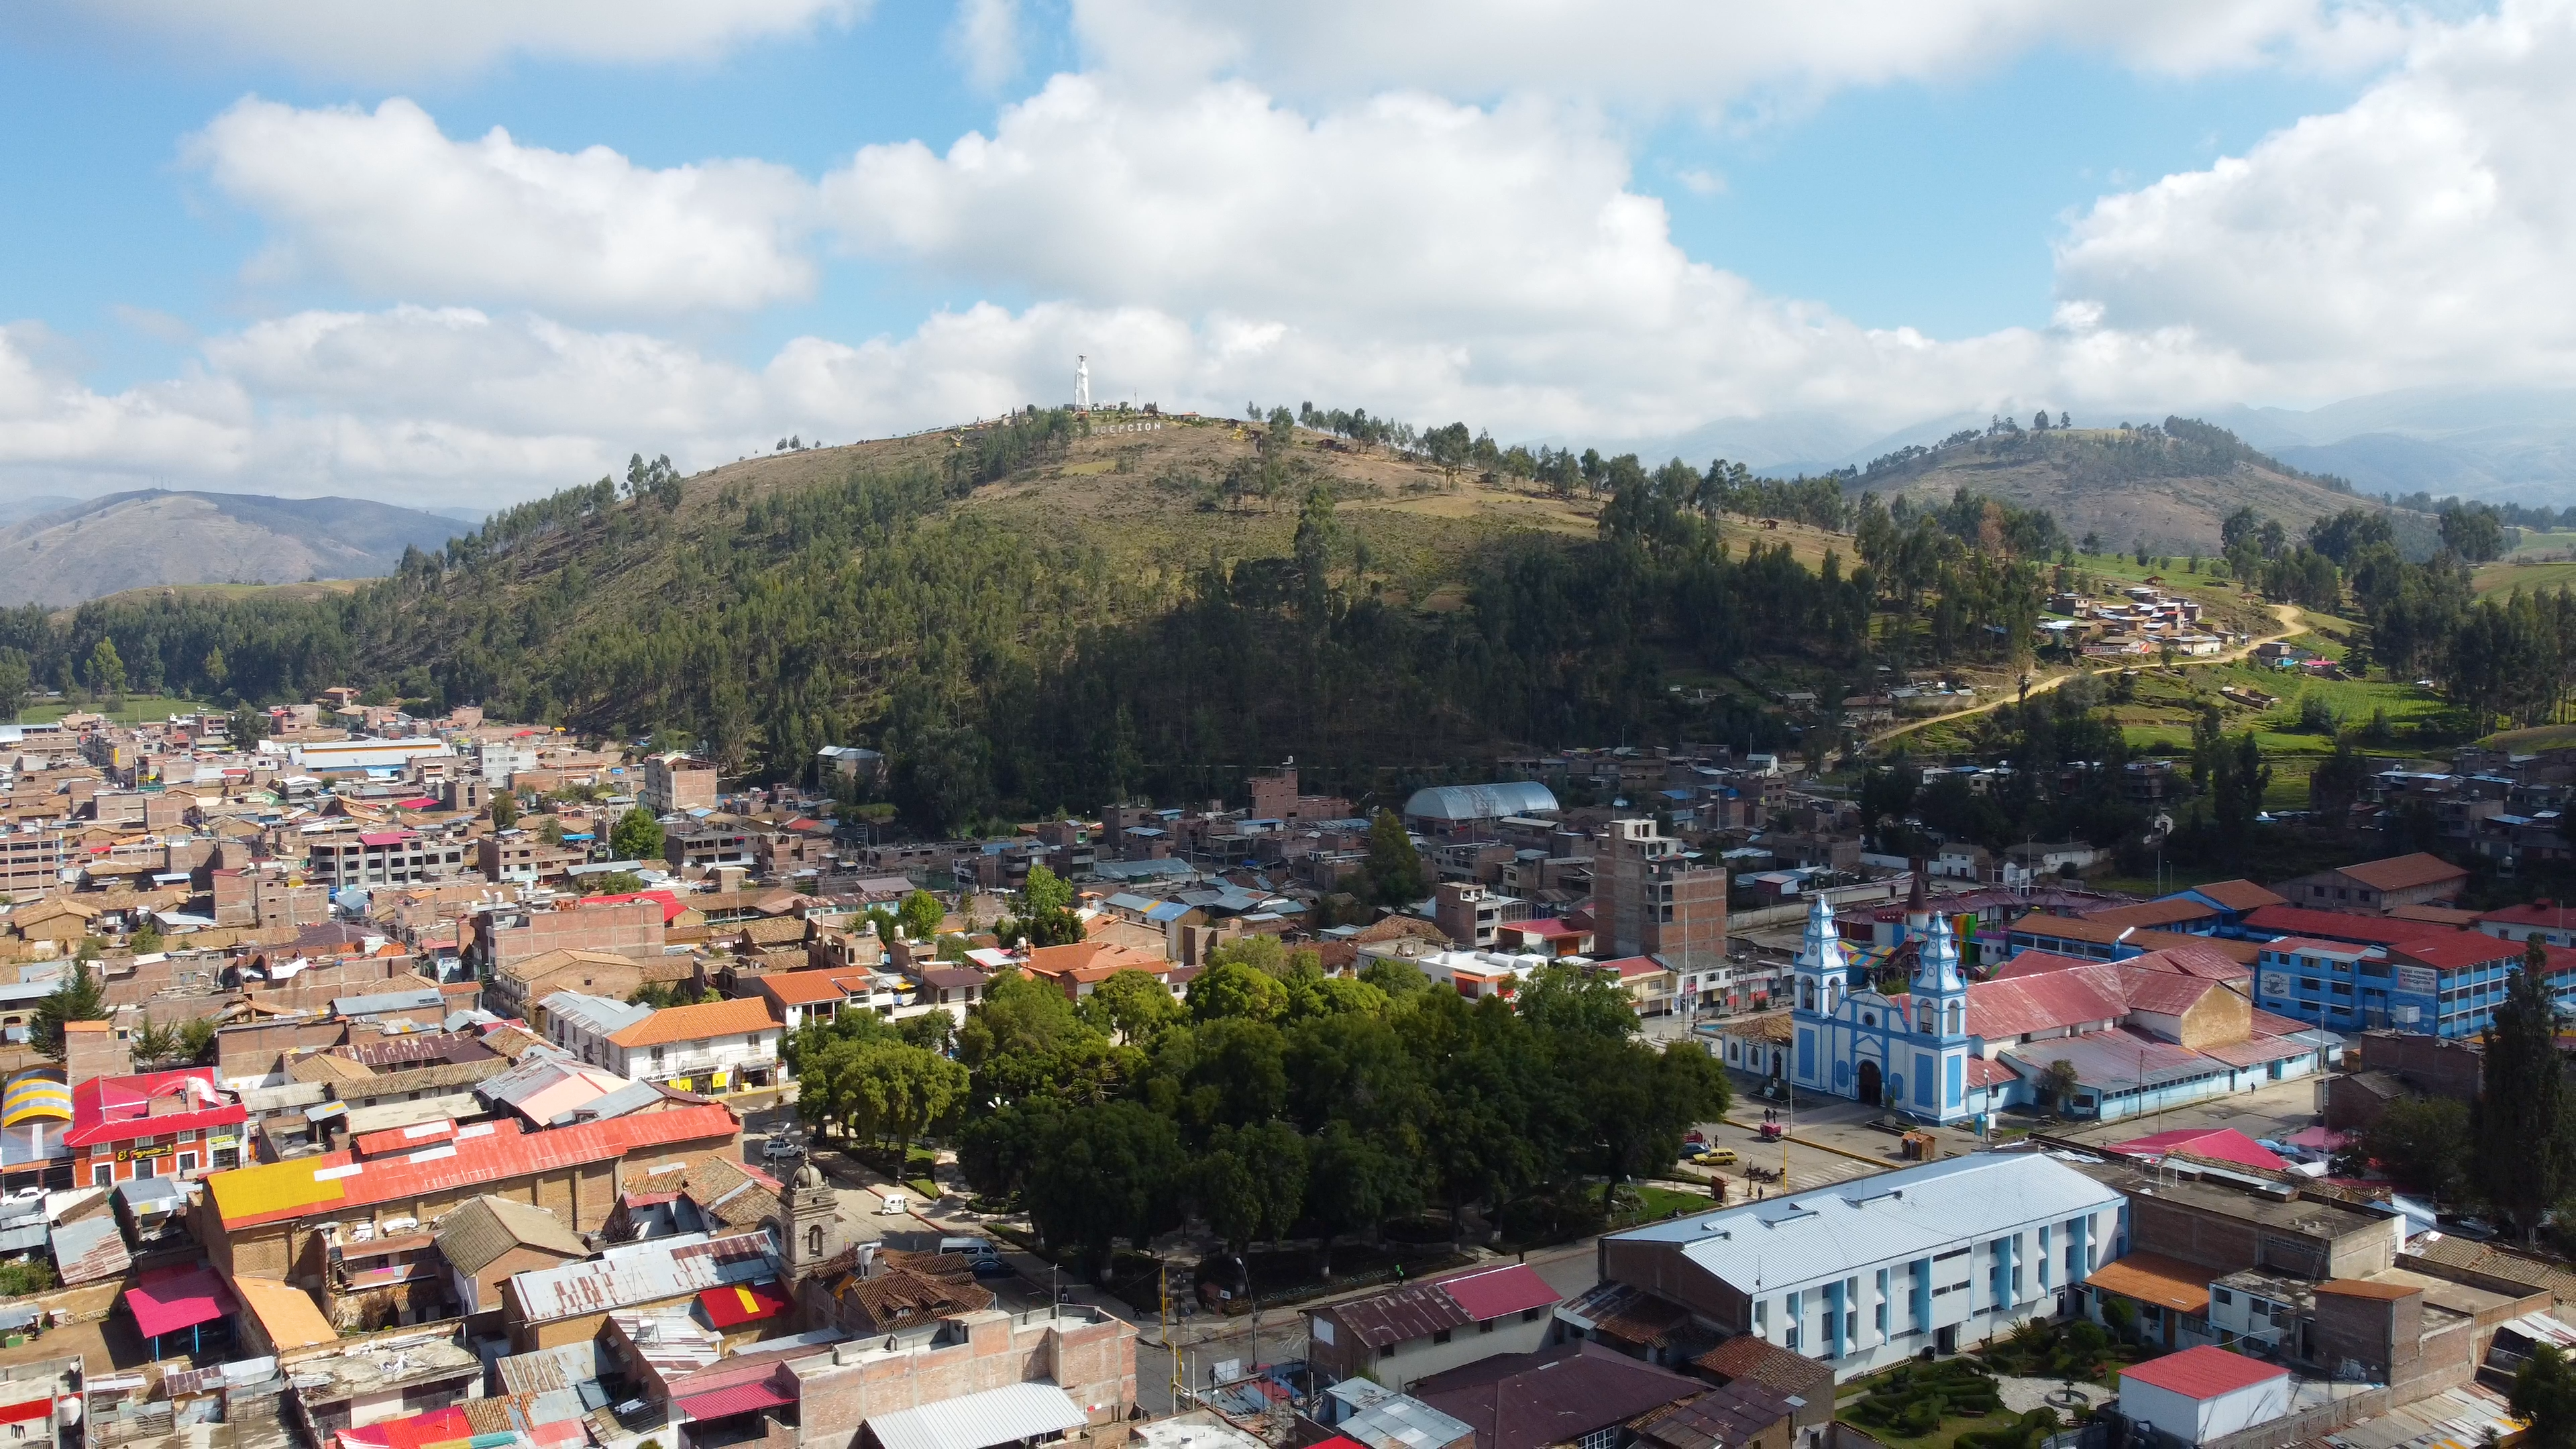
0, 489, 471, 607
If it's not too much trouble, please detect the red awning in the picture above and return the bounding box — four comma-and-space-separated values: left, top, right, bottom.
678, 1379, 796, 1421
697, 1279, 790, 1329
0, 1399, 54, 1425
124, 1265, 233, 1338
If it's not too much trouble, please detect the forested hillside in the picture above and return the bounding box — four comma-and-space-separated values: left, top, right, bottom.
0, 409, 2076, 829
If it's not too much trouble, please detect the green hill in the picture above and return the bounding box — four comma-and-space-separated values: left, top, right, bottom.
0, 411, 2058, 830
1854, 419, 2432, 557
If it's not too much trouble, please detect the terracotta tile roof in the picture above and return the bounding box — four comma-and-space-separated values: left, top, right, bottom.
1691, 1334, 1829, 1399
2083, 900, 2221, 930
2337, 853, 2469, 894
835, 1262, 994, 1328
2189, 879, 2288, 912
607, 996, 778, 1048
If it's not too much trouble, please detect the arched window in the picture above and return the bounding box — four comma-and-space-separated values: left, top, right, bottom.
806, 1224, 824, 1256
1799, 979, 1816, 1011
1945, 1002, 1963, 1036
1917, 1004, 1934, 1034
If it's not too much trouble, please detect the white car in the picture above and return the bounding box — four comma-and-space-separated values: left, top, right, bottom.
879, 1193, 908, 1216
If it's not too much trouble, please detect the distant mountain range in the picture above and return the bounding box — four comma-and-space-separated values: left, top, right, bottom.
0, 490, 471, 608
1674, 387, 2576, 507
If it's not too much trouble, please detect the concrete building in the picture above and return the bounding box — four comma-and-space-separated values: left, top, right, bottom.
1593, 818, 1727, 975
2275, 853, 2469, 912
541, 991, 785, 1093
1596, 1153, 2126, 1379
788, 1304, 1139, 1449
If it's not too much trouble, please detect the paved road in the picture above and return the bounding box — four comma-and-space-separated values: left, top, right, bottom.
1872, 600, 2308, 747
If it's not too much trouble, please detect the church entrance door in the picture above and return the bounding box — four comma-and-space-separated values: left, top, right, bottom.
1856, 1058, 1882, 1107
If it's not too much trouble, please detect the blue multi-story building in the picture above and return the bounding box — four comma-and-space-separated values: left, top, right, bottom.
2253, 930, 2534, 1037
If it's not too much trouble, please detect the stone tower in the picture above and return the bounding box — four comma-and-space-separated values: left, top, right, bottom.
779, 1158, 843, 1284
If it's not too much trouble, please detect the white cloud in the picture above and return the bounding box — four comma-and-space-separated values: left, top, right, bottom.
18, 0, 866, 82
1066, 0, 2420, 110
2055, 0, 2576, 396
190, 98, 818, 317
949, 0, 1023, 92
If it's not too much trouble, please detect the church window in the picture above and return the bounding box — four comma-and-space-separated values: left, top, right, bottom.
807, 1224, 824, 1256
1945, 1002, 1963, 1034
1800, 980, 1815, 1010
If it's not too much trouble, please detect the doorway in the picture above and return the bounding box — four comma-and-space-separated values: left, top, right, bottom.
1857, 1059, 1882, 1107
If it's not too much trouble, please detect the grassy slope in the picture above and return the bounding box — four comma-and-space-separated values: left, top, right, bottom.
2473, 556, 2576, 597
1872, 428, 2379, 557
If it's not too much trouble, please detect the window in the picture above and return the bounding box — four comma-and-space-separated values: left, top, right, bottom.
1479, 1320, 1495, 1334
1578, 1430, 1619, 1449
2214, 1287, 2234, 1306
1432, 1328, 1453, 1345
178, 1152, 197, 1174
91, 1163, 110, 1188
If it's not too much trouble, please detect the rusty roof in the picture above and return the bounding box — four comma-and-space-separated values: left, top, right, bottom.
1692, 1333, 1828, 1397
835, 1261, 995, 1330
1317, 1278, 1473, 1348
508, 1229, 775, 1326
2337, 853, 2468, 893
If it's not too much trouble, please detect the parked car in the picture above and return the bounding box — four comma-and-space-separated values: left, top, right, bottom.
1691, 1148, 1738, 1167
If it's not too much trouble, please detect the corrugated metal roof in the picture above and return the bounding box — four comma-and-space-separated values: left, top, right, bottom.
508, 1228, 775, 1325
496, 1342, 605, 1396
209, 1102, 740, 1229
1401, 783, 1559, 822
1609, 1153, 2125, 1297
1318, 1279, 1471, 1348
1338, 1391, 1476, 1449
49, 1215, 130, 1285
865, 1381, 1089, 1449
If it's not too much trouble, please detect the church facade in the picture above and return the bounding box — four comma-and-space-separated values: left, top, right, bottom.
1788, 890, 2015, 1124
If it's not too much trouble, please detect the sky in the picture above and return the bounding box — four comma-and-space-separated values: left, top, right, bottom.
2, 0, 2572, 509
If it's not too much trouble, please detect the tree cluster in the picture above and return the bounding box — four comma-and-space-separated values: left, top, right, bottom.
950, 944, 1729, 1275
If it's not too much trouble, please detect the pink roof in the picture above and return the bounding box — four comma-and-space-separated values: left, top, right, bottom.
124, 1263, 233, 1338
2109, 1127, 2288, 1171
512, 1064, 633, 1124
2123, 1344, 2287, 1399
1432, 1263, 1560, 1321
357, 831, 415, 847
66, 1069, 246, 1148
1593, 956, 1665, 980
582, 890, 688, 924
1989, 950, 2100, 980
678, 1378, 796, 1421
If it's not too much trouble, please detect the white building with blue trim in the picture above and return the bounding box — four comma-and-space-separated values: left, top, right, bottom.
1595, 1153, 2129, 1379
1787, 889, 1996, 1123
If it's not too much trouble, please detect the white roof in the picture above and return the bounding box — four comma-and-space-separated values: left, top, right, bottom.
1609, 1152, 2125, 1294
865, 1382, 1089, 1449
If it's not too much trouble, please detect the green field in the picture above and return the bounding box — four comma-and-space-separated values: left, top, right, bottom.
2475, 556, 2576, 597
15, 695, 213, 725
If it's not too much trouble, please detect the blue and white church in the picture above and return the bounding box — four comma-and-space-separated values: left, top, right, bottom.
1789, 881, 1988, 1123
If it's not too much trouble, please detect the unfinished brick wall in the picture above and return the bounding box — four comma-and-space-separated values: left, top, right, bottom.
791, 1310, 1140, 1449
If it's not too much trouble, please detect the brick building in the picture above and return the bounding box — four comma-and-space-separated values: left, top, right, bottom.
1593, 818, 1727, 974
786, 1304, 1139, 1449
64, 1067, 247, 1187
644, 753, 719, 815
199, 1102, 741, 1307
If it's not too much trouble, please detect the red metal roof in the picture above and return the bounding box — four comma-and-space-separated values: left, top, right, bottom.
212, 1102, 740, 1229
1434, 1263, 1560, 1322
357, 831, 416, 847
2109, 1128, 2288, 1171
65, 1069, 246, 1148
2243, 906, 2457, 948
2122, 1344, 2286, 1399
2479, 902, 2576, 930
124, 1263, 233, 1338
698, 1279, 791, 1328
2390, 934, 2534, 972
